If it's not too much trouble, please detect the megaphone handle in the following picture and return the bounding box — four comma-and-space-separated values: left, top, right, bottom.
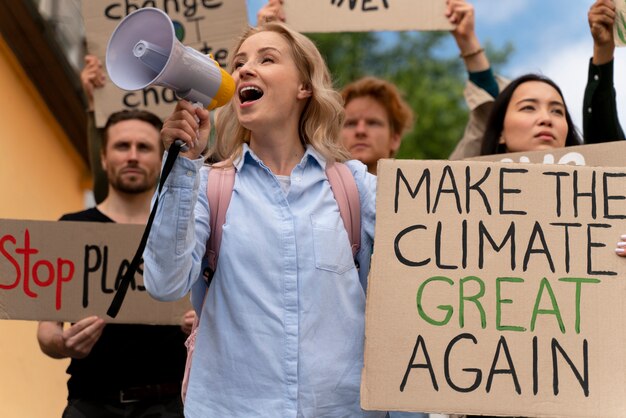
174, 139, 189, 152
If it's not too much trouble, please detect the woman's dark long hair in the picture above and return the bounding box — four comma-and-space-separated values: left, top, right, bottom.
480, 74, 582, 156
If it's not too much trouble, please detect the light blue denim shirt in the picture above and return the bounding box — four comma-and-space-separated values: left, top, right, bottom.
144, 144, 385, 417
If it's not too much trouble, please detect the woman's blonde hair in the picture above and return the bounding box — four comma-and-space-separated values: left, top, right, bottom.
211, 22, 349, 163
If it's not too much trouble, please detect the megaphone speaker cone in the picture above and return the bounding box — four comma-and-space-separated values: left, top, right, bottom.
106, 7, 175, 91
106, 7, 235, 109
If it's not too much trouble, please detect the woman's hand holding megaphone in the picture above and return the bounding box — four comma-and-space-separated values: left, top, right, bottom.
161, 100, 211, 160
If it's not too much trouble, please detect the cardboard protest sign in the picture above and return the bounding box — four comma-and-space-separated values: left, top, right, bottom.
362, 159, 626, 417
471, 140, 626, 167
615, 0, 626, 47
0, 219, 191, 325
81, 0, 249, 127
284, 0, 453, 33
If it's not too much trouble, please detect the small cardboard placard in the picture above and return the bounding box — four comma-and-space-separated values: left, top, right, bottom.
614, 0, 626, 47
362, 148, 626, 416
81, 0, 249, 127
0, 219, 191, 325
284, 0, 453, 33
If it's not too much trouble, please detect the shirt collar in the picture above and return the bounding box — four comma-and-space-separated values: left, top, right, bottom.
234, 143, 327, 172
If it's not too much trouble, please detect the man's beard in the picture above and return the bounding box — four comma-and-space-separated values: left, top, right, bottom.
109, 169, 155, 194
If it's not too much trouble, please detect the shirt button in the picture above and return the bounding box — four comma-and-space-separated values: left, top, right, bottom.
186, 170, 194, 177
594, 74, 599, 81
587, 107, 593, 114
294, 176, 302, 182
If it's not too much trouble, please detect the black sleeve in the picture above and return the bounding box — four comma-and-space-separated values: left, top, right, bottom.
582, 58, 625, 143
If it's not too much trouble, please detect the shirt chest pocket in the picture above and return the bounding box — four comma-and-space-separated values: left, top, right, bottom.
310, 213, 355, 275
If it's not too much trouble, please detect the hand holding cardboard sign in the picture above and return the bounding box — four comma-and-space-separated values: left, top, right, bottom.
80, 55, 106, 112
446, 0, 489, 72
180, 310, 196, 335
37, 316, 106, 359
615, 234, 626, 257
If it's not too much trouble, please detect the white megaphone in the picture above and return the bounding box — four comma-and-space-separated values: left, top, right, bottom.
106, 7, 234, 111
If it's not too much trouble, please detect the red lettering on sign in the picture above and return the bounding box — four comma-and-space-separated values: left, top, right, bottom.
0, 229, 75, 310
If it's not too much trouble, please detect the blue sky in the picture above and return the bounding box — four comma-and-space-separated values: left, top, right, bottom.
246, 0, 626, 136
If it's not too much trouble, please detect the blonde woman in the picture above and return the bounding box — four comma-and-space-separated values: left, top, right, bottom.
143, 22, 381, 417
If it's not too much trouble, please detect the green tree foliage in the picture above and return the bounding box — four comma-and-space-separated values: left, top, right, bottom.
308, 31, 512, 159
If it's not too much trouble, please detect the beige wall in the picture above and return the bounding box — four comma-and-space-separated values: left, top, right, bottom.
0, 36, 90, 417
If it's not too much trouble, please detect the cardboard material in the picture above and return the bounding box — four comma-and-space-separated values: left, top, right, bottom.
284, 0, 453, 33
362, 157, 626, 417
615, 0, 626, 47
0, 219, 191, 325
81, 0, 249, 127
471, 140, 626, 167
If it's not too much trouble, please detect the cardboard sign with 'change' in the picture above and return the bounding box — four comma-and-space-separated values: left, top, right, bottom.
362, 157, 626, 417
81, 0, 249, 127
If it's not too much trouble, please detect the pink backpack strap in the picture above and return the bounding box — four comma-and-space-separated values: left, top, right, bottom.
206, 164, 236, 272
326, 162, 361, 258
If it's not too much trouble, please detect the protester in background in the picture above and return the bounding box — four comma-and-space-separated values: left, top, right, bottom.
467, 0, 624, 158
479, 73, 582, 155
143, 21, 384, 417
583, 0, 625, 143
37, 109, 192, 418
340, 76, 414, 174
473, 0, 625, 156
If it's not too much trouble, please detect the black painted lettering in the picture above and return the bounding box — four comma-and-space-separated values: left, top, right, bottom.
466, 166, 492, 215
83, 245, 103, 307
603, 172, 626, 219
400, 334, 439, 392
552, 338, 589, 397
395, 168, 430, 214
499, 168, 527, 215
543, 171, 570, 217
394, 225, 429, 267
433, 166, 462, 214
573, 170, 597, 219
485, 336, 521, 394
550, 223, 582, 273
444, 333, 482, 393
523, 222, 555, 273
533, 336, 538, 395
478, 221, 516, 270
435, 222, 457, 270
587, 223, 616, 276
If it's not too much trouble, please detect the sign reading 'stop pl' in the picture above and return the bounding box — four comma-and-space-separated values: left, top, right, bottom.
81, 0, 248, 127
0, 219, 190, 324
284, 0, 453, 32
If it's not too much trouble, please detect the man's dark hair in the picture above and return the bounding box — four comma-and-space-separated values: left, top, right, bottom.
102, 109, 163, 150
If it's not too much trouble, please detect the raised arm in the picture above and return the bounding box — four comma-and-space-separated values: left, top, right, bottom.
82, 55, 109, 203
143, 101, 212, 301
446, 0, 509, 159
447, 0, 489, 73
583, 0, 625, 143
